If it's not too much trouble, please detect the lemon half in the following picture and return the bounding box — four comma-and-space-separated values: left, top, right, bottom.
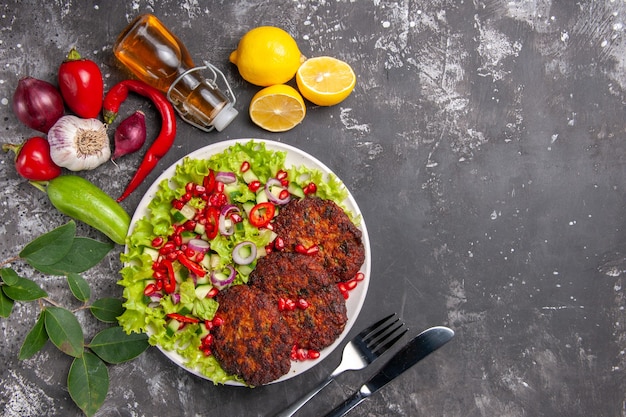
249, 84, 306, 132
296, 56, 356, 106
230, 26, 306, 87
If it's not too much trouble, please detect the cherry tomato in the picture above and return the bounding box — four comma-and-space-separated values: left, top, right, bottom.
2, 136, 62, 181
249, 202, 276, 228
58, 48, 103, 118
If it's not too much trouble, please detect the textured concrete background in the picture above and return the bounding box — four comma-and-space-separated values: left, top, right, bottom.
1, 1, 626, 416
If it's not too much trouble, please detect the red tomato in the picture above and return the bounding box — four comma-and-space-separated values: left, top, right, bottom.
3, 136, 62, 181
58, 48, 103, 118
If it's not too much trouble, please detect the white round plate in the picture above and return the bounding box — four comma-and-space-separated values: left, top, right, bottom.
126, 139, 371, 385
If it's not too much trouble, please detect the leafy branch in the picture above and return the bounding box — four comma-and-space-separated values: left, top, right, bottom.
0, 221, 149, 417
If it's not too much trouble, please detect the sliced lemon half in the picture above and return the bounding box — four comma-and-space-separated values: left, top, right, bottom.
249, 84, 306, 132
296, 56, 356, 106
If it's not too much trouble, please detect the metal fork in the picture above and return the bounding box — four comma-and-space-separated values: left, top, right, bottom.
274, 313, 407, 417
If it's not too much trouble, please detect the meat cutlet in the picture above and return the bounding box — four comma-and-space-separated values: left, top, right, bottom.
211, 284, 292, 386
251, 251, 348, 350
272, 197, 365, 282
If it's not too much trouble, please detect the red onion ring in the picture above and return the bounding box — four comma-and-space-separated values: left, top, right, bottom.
211, 265, 236, 289
264, 178, 291, 205
219, 204, 241, 236
215, 171, 237, 184
188, 238, 210, 253
232, 241, 257, 265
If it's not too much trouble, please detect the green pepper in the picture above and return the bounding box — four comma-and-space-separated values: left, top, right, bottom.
31, 175, 130, 245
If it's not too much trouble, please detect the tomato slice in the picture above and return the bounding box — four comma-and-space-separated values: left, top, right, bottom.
249, 202, 276, 228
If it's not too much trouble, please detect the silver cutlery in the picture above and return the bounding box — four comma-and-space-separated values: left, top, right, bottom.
322, 325, 455, 417
274, 313, 408, 417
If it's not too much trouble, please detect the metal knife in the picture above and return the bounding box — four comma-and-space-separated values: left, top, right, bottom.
322, 326, 454, 417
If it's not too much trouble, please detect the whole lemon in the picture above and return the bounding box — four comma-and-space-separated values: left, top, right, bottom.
230, 26, 305, 87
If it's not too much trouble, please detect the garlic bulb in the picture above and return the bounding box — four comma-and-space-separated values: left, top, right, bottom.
47, 115, 110, 171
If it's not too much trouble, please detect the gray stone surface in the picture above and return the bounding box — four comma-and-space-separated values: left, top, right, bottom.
1, 1, 626, 416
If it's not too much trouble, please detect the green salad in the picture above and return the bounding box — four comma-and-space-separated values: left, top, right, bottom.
118, 141, 354, 383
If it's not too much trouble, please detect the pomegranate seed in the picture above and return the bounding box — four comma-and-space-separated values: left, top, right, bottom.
290, 344, 298, 360
201, 334, 214, 347
355, 271, 365, 281
345, 279, 358, 291
173, 234, 183, 247
264, 222, 274, 231
159, 241, 176, 255
215, 182, 224, 193
212, 316, 224, 327
240, 161, 250, 172
303, 182, 317, 195
279, 189, 290, 200
306, 245, 319, 255
297, 298, 309, 309
195, 252, 205, 262
295, 244, 307, 254
248, 180, 261, 192
193, 185, 206, 196
307, 349, 320, 360
202, 348, 212, 356
276, 170, 288, 181
205, 320, 213, 330
185, 248, 196, 258
151, 236, 164, 248
180, 192, 192, 203
152, 270, 164, 280
342, 291, 350, 300
296, 348, 308, 361
285, 298, 296, 311
337, 282, 347, 293
185, 182, 194, 193
274, 237, 285, 251
155, 280, 163, 290
278, 298, 287, 311
143, 283, 157, 296
172, 199, 184, 210
265, 245, 274, 255
183, 220, 196, 231
207, 288, 219, 298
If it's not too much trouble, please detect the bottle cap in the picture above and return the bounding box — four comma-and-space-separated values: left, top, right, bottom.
212, 102, 238, 131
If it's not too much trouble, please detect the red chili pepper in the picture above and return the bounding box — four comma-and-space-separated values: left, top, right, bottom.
204, 206, 220, 239
177, 253, 206, 277
166, 313, 200, 324
162, 259, 176, 294
103, 79, 177, 202
249, 202, 276, 228
203, 169, 216, 194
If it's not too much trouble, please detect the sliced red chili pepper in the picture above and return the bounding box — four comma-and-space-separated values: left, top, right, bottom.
162, 259, 176, 294
249, 202, 276, 228
103, 79, 177, 202
166, 313, 200, 324
177, 253, 206, 277
203, 169, 216, 194
204, 206, 220, 239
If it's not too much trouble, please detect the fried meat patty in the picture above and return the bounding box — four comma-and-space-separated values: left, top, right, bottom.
250, 252, 348, 350
281, 285, 347, 350
250, 251, 334, 295
211, 285, 292, 386
272, 197, 365, 282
